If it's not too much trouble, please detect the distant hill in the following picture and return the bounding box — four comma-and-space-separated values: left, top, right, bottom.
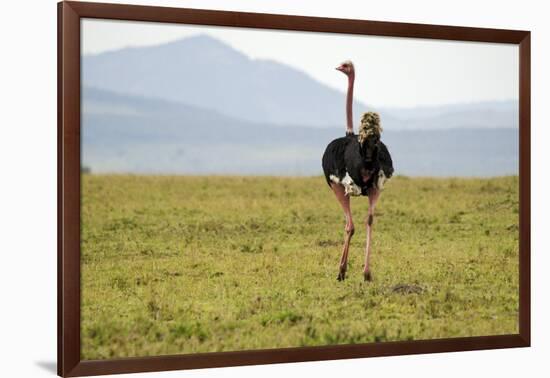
82, 35, 373, 127
380, 100, 519, 130
83, 34, 518, 131
82, 87, 518, 177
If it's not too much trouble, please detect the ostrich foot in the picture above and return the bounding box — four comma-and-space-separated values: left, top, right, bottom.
363, 271, 373, 282
337, 269, 347, 281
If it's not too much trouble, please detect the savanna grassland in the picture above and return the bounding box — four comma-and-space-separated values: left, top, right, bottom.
81, 175, 519, 360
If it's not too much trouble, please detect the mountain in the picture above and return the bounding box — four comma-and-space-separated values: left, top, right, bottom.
83, 34, 518, 131
379, 100, 519, 130
82, 87, 518, 177
82, 34, 372, 128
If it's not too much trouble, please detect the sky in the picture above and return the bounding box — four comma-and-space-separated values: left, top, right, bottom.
82, 18, 519, 108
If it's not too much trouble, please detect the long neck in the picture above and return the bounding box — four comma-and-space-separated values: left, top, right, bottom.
346, 73, 355, 134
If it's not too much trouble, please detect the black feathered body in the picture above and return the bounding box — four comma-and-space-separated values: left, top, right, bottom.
322, 133, 394, 196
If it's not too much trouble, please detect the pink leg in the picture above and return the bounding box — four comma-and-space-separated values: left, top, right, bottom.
364, 188, 380, 281
331, 184, 354, 281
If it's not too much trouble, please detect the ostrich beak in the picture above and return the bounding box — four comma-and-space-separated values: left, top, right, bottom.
335, 66, 344, 72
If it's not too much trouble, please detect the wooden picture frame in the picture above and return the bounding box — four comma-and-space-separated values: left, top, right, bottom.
58, 1, 531, 376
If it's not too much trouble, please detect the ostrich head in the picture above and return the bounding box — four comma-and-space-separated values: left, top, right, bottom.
335, 60, 355, 76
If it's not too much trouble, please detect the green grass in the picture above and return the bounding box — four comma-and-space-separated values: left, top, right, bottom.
81, 175, 519, 360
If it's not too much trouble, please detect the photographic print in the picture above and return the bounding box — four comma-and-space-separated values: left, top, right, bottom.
79, 16, 521, 361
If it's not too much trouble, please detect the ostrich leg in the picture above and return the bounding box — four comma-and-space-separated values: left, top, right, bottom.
363, 188, 380, 281
332, 184, 354, 281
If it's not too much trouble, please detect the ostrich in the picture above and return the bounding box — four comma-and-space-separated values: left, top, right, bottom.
322, 60, 394, 281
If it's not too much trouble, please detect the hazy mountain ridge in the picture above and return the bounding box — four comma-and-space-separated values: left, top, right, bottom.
380, 100, 518, 130
83, 35, 373, 127
82, 87, 518, 176
83, 34, 517, 130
